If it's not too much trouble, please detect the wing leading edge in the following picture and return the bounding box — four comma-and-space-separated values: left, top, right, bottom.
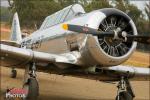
104, 65, 150, 81
0, 44, 78, 67
0, 44, 149, 81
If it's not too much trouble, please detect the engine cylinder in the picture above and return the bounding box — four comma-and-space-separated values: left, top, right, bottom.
81, 8, 137, 67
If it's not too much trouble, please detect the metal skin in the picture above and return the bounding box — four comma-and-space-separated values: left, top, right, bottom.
1, 5, 150, 100
0, 4, 149, 81
20, 8, 137, 67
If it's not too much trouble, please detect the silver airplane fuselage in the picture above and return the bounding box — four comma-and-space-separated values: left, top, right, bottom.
1, 4, 149, 82
21, 9, 137, 68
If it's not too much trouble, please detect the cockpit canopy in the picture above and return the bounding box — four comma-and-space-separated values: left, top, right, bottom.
40, 4, 85, 30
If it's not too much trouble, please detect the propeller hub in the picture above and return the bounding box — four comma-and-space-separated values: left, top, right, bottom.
98, 14, 133, 57
105, 37, 121, 47
104, 26, 122, 47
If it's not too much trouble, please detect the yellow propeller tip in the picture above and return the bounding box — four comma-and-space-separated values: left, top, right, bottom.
62, 24, 68, 30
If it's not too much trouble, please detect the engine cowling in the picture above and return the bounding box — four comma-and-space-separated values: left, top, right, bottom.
81, 8, 137, 67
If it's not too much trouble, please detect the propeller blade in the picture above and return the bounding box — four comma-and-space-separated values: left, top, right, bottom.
126, 35, 150, 44
62, 24, 150, 44
62, 24, 114, 37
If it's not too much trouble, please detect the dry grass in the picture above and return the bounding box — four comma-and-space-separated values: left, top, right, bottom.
123, 51, 150, 67
0, 24, 11, 40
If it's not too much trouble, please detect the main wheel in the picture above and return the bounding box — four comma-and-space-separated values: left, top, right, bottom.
116, 91, 133, 100
10, 69, 17, 78
23, 78, 39, 100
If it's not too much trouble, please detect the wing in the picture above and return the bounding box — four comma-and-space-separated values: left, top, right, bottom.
0, 44, 78, 67
104, 65, 150, 81
0, 40, 20, 47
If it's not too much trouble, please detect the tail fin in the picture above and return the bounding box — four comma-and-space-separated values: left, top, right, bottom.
10, 12, 22, 43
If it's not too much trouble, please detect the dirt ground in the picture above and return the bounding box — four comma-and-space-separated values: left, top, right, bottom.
124, 51, 150, 67
1, 25, 150, 100
0, 66, 150, 100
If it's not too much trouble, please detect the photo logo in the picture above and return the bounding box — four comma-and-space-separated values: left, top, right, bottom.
5, 88, 27, 99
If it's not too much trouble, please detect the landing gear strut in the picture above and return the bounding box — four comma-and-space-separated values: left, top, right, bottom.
116, 76, 135, 100
23, 63, 39, 100
10, 68, 17, 78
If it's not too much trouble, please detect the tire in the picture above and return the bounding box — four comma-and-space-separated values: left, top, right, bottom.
10, 69, 17, 78
116, 91, 133, 100
23, 78, 39, 100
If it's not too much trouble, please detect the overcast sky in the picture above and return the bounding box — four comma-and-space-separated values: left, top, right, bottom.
129, 0, 149, 13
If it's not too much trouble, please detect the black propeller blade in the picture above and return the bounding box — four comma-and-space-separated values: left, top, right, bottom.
62, 24, 114, 37
126, 35, 150, 44
62, 24, 150, 44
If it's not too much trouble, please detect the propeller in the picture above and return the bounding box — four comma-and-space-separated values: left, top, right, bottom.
62, 24, 114, 37
62, 24, 150, 44
126, 35, 150, 44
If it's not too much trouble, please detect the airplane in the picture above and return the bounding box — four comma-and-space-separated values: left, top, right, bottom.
0, 4, 150, 100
